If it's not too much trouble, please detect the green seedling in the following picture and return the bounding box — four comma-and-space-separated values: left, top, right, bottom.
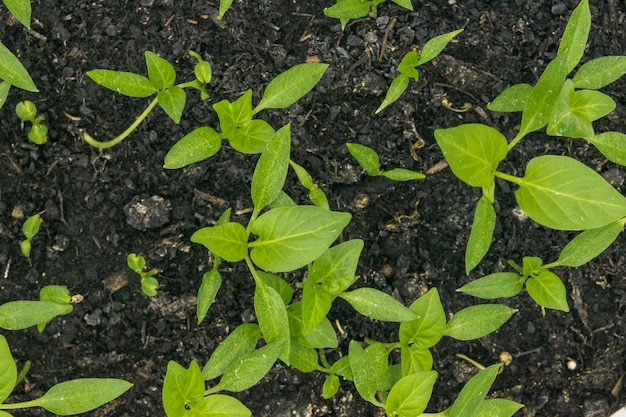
82, 50, 211, 148
0, 335, 132, 416
217, 0, 233, 19
15, 100, 47, 144
127, 253, 159, 297
0, 285, 74, 332
347, 142, 425, 181
431, 0, 626, 308
377, 29, 463, 114
20, 212, 42, 259
324, 0, 413, 30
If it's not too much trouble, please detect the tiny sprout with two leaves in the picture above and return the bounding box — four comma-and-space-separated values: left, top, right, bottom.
324, 0, 413, 30
127, 253, 159, 297
15, 100, 47, 144
20, 212, 42, 258
347, 142, 424, 181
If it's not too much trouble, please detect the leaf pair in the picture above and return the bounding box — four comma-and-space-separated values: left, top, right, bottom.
0, 285, 73, 332
346, 143, 425, 181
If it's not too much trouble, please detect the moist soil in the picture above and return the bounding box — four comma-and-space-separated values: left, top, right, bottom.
1, 1, 626, 416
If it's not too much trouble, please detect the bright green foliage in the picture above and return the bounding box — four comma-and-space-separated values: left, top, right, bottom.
196, 268, 222, 325
218, 0, 233, 19
347, 143, 425, 181
465, 195, 496, 274
487, 83, 533, 112
586, 131, 626, 166
457, 273, 525, 299
348, 341, 386, 405
0, 285, 73, 331
553, 220, 625, 267
289, 160, 330, 209
127, 253, 159, 296
572, 56, 626, 89
15, 100, 48, 144
3, 0, 31, 27
444, 305, 517, 341
475, 399, 524, 417
339, 288, 418, 322
85, 70, 157, 98
0, 336, 17, 404
324, 0, 413, 30
191, 222, 249, 262
254, 278, 290, 362
20, 212, 41, 257
202, 323, 260, 380
526, 269, 569, 312
384, 371, 437, 417
164, 126, 222, 169
447, 364, 502, 417
377, 29, 463, 113
0, 41, 37, 95
400, 289, 446, 350
251, 126, 291, 213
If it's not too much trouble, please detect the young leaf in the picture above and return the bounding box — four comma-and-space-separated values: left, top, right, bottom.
400, 288, 446, 349
218, 0, 234, 19
288, 302, 338, 349
289, 160, 330, 210
214, 342, 283, 392
434, 124, 508, 189
376, 75, 409, 114
382, 168, 425, 181
348, 341, 384, 405
0, 41, 38, 92
0, 335, 17, 404
570, 89, 616, 122
288, 340, 320, 373
257, 271, 293, 305
190, 222, 248, 262
157, 86, 186, 123
444, 304, 517, 341
0, 301, 72, 330
251, 125, 291, 212
3, 0, 31, 28
587, 131, 626, 166
253, 63, 329, 113
213, 90, 265, 153
488, 83, 533, 112
555, 220, 624, 267
417, 29, 463, 65
162, 361, 204, 417
86, 70, 157, 98
466, 195, 496, 274
323, 374, 340, 399
203, 395, 251, 417
447, 364, 501, 417
22, 213, 42, 239
516, 155, 626, 230
249, 206, 351, 272
526, 270, 569, 312
164, 126, 222, 169
0, 81, 10, 109
475, 398, 524, 417
145, 51, 176, 90
302, 278, 334, 333
346, 143, 381, 175
457, 273, 524, 299
398, 50, 420, 80
339, 288, 418, 322
384, 371, 437, 417
547, 79, 594, 139
572, 56, 626, 89
323, 0, 371, 30
202, 323, 260, 381
310, 239, 363, 294
32, 378, 133, 415
197, 268, 222, 324
254, 278, 290, 361
400, 344, 433, 375
557, 0, 590, 74
39, 285, 71, 305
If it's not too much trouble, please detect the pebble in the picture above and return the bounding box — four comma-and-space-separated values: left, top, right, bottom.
123, 195, 171, 230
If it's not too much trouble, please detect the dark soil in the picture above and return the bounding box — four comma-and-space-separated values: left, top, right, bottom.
1, 0, 626, 416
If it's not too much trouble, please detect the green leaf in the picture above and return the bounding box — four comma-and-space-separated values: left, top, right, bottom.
254, 63, 329, 113
215, 342, 283, 392
233, 119, 276, 154
0, 335, 17, 404
547, 79, 594, 139
444, 304, 517, 341
339, 288, 418, 322
488, 83, 533, 112
288, 302, 338, 349
0, 41, 37, 91
289, 160, 330, 210
213, 91, 261, 153
418, 29, 463, 65
0, 81, 10, 109
557, 0, 590, 74
202, 394, 251, 417
302, 278, 334, 333
555, 220, 624, 267
3, 0, 31, 28
251, 125, 291, 212
330, 355, 353, 380
475, 398, 524, 417
202, 323, 260, 381
516, 155, 626, 230
257, 271, 293, 305
376, 75, 409, 114
162, 361, 204, 417
434, 124, 508, 189
32, 379, 132, 415
465, 195, 496, 274
218, 0, 234, 19
526, 270, 569, 312
22, 213, 41, 239
39, 285, 71, 305
323, 0, 371, 30
381, 168, 425, 181
397, 50, 420, 80
385, 371, 437, 417
310, 239, 363, 294
164, 126, 222, 169
570, 89, 616, 122
573, 56, 626, 89
347, 143, 381, 175
288, 340, 320, 373
145, 51, 176, 90
448, 364, 501, 417
400, 345, 433, 375
457, 273, 524, 299
191, 222, 248, 262
197, 268, 222, 325
348, 341, 383, 405
518, 53, 569, 139
0, 301, 72, 330
587, 131, 626, 166
399, 288, 446, 349
86, 70, 157, 98
254, 278, 290, 361
250, 206, 351, 272
158, 86, 186, 123
322, 374, 340, 399
140, 276, 158, 297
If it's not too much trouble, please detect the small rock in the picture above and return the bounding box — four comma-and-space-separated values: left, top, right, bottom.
551, 3, 567, 16
124, 195, 171, 230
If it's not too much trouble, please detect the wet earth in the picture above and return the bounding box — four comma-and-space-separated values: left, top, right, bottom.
1, 0, 625, 416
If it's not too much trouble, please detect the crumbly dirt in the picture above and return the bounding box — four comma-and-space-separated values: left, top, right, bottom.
1, 1, 625, 416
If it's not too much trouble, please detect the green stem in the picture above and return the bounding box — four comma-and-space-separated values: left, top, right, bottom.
494, 170, 522, 185
82, 97, 159, 149
507, 131, 525, 151
0, 399, 40, 410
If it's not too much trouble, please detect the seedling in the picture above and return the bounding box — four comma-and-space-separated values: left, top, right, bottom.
127, 253, 159, 297
324, 0, 413, 30
19, 212, 42, 259
376, 29, 463, 113
432, 0, 626, 312
347, 142, 425, 181
15, 100, 47, 144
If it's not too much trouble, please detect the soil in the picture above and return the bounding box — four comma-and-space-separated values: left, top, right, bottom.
1, 0, 626, 416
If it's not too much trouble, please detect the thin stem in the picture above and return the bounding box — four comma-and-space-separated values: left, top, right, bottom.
494, 170, 522, 185
507, 131, 525, 151
0, 399, 40, 410
82, 97, 159, 149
